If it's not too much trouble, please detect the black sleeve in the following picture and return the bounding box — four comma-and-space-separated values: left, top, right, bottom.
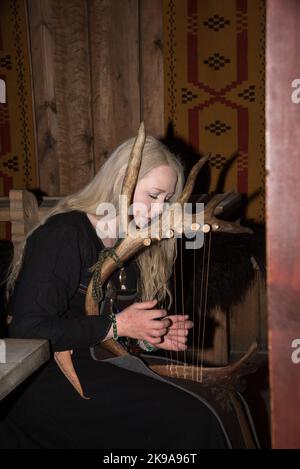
9, 220, 112, 351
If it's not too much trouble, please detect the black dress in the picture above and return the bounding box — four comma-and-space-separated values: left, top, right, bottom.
0, 210, 228, 449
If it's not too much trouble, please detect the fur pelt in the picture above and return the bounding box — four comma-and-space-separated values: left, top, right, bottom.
172, 225, 265, 315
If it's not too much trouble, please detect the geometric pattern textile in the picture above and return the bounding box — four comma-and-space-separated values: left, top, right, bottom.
0, 0, 37, 239
164, 0, 265, 221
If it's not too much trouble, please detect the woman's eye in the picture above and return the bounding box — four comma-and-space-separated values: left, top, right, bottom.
149, 194, 172, 202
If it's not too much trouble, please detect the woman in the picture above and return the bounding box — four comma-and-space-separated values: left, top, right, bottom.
0, 135, 228, 449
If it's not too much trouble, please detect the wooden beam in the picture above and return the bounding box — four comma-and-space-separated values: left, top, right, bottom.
140, 0, 164, 138
28, 0, 95, 195
27, 0, 59, 195
266, 0, 300, 449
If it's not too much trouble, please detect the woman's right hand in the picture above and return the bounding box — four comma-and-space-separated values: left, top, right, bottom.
115, 299, 170, 344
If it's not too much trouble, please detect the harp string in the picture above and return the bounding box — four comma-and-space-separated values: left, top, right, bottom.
191, 238, 196, 379
173, 240, 180, 377
180, 236, 187, 379
167, 229, 213, 381
167, 237, 186, 378
196, 232, 207, 379
199, 230, 212, 383
165, 240, 179, 377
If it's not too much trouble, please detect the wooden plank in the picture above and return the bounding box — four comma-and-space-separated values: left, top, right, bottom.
27, 0, 59, 195
52, 0, 94, 194
140, 0, 164, 138
9, 189, 39, 245
0, 339, 49, 401
266, 0, 300, 448
89, 0, 140, 172
28, 0, 94, 195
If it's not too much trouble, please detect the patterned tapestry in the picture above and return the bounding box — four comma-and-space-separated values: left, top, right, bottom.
163, 0, 265, 222
0, 0, 37, 240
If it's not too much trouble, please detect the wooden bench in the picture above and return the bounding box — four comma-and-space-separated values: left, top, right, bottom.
0, 190, 55, 398
0, 189, 60, 248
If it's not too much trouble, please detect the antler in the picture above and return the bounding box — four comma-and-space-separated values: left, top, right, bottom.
85, 138, 251, 316
85, 123, 209, 315
202, 192, 253, 234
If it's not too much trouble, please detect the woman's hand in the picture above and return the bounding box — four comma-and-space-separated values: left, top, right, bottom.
112, 299, 171, 344
147, 314, 193, 351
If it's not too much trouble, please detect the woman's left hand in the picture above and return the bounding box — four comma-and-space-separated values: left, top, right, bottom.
148, 314, 193, 351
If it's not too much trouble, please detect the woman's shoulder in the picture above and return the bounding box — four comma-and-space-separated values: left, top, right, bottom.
28, 210, 102, 258
29, 210, 88, 245
45, 210, 86, 228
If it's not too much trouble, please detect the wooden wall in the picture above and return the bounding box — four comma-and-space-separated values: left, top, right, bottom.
27, 0, 164, 196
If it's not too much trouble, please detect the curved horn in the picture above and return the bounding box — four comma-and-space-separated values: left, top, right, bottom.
177, 155, 209, 205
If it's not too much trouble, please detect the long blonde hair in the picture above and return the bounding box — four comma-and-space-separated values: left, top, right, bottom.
6, 135, 185, 308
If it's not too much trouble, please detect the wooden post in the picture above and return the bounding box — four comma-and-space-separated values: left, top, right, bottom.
266, 0, 300, 449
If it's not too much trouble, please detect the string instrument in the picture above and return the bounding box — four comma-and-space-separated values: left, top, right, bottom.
54, 122, 259, 448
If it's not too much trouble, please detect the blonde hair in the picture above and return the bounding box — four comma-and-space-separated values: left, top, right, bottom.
6, 135, 185, 309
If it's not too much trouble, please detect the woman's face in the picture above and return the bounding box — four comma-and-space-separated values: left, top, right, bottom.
132, 165, 178, 228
